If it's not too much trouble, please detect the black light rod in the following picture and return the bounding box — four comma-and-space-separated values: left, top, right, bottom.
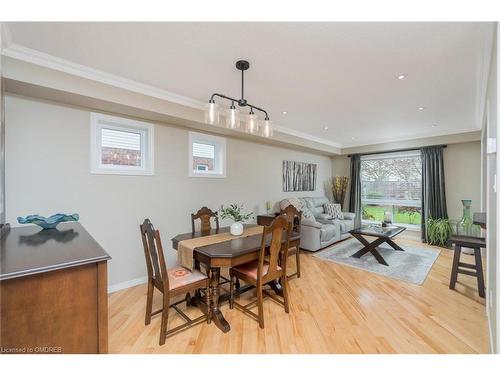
346, 144, 447, 157
209, 93, 269, 119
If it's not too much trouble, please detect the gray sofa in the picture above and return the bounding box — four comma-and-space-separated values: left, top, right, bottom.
293, 197, 356, 252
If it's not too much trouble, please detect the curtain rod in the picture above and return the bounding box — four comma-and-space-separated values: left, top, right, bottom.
347, 144, 447, 158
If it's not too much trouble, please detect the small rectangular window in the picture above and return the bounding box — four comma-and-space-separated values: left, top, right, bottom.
91, 113, 154, 175
189, 132, 226, 178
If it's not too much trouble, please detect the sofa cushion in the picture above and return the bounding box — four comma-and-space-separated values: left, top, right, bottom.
303, 196, 330, 218
320, 224, 336, 242
324, 203, 344, 219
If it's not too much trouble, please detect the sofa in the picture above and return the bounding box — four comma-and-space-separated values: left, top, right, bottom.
279, 197, 356, 252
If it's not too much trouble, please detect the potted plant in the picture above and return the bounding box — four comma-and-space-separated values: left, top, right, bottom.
426, 217, 452, 247
220, 204, 254, 236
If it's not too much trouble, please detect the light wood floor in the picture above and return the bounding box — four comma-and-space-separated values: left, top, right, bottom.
108, 239, 489, 354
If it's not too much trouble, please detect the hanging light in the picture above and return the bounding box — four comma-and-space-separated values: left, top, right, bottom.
225, 102, 240, 129
246, 109, 259, 134
205, 59, 272, 138
205, 99, 220, 125
261, 117, 273, 137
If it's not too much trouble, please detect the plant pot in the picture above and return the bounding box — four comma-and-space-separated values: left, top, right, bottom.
230, 221, 243, 236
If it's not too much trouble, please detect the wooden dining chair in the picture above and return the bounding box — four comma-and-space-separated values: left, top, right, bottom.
140, 219, 210, 345
280, 204, 302, 279
191, 206, 219, 234
229, 215, 292, 329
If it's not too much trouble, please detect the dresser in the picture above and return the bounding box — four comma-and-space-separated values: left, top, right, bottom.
0, 222, 111, 354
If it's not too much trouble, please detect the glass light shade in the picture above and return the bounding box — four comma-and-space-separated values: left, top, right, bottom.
261, 119, 273, 137
245, 113, 259, 134
225, 107, 240, 129
205, 101, 220, 125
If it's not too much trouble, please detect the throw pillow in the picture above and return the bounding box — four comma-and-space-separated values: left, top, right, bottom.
279, 198, 303, 211
324, 203, 344, 220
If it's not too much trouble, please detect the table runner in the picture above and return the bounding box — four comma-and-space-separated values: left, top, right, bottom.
178, 225, 264, 270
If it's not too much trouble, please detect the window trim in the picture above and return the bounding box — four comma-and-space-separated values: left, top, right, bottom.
360, 150, 422, 229
90, 113, 154, 176
188, 131, 226, 178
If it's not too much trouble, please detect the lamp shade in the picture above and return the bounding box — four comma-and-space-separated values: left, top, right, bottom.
205, 101, 220, 126
225, 105, 240, 129
245, 113, 259, 134
261, 119, 273, 137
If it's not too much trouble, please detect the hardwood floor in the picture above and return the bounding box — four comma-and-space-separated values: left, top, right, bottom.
108, 239, 489, 353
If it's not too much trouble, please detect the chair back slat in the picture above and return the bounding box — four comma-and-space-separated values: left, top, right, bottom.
191, 207, 219, 234
280, 204, 302, 234
140, 219, 169, 290
258, 215, 291, 281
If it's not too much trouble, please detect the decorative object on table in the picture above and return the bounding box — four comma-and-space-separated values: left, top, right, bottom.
455, 199, 476, 236
204, 60, 273, 138
324, 202, 344, 219
282, 160, 317, 192
382, 210, 393, 227
329, 176, 349, 209
265, 201, 272, 214
17, 213, 80, 230
314, 238, 440, 285
425, 217, 452, 246
220, 204, 254, 236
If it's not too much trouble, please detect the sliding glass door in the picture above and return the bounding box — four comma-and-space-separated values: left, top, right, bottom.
360, 151, 422, 229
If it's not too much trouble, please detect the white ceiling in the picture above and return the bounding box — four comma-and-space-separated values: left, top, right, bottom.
4, 22, 494, 148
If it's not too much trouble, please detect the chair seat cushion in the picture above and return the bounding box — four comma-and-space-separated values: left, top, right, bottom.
232, 260, 282, 280
167, 267, 207, 290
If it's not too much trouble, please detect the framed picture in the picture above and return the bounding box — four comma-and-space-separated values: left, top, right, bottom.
282, 160, 317, 192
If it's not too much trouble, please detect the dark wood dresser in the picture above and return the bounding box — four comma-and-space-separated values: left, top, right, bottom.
0, 222, 111, 354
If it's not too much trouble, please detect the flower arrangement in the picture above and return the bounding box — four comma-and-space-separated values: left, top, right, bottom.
220, 204, 254, 223
330, 176, 349, 209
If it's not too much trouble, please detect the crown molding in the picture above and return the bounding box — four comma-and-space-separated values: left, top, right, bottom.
0, 23, 12, 52
475, 22, 495, 131
272, 124, 342, 148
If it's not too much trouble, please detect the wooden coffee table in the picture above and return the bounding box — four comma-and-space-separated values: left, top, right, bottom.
349, 225, 406, 266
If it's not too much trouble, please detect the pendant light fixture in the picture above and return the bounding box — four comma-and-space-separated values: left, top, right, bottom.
205, 60, 273, 137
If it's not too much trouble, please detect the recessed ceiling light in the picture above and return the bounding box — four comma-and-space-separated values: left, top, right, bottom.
282, 111, 288, 115
323, 126, 329, 130
351, 136, 356, 140
396, 74, 407, 80
418, 107, 425, 111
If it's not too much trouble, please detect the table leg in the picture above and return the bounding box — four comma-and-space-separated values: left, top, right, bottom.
449, 245, 461, 290
209, 267, 231, 333
351, 236, 389, 266
385, 238, 404, 251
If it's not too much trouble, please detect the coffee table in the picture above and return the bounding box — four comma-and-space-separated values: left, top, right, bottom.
349, 224, 406, 266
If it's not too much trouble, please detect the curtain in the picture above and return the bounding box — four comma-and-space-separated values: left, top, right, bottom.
421, 146, 448, 241
348, 155, 362, 228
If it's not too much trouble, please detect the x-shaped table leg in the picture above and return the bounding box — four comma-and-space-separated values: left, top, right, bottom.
351, 234, 390, 266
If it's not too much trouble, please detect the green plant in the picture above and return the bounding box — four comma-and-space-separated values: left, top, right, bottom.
220, 204, 253, 222
426, 217, 452, 246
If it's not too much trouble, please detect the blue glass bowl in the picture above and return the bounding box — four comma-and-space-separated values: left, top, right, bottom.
17, 213, 80, 230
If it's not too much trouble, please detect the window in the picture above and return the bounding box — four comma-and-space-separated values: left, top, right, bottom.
90, 113, 154, 175
189, 131, 226, 178
360, 151, 422, 228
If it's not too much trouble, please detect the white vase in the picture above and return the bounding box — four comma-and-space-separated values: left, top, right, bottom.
230, 221, 243, 236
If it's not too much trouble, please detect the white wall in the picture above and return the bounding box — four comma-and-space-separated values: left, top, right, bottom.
5, 95, 332, 290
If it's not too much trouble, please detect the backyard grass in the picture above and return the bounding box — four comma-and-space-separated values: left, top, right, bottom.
362, 205, 421, 225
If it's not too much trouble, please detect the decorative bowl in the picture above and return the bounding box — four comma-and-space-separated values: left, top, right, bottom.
17, 213, 80, 230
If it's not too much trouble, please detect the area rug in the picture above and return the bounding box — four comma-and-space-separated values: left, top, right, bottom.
313, 238, 441, 285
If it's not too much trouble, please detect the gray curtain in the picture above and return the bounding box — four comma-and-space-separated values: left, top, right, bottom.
421, 146, 448, 241
348, 155, 362, 228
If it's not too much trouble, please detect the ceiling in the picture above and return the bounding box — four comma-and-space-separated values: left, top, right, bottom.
3, 22, 494, 148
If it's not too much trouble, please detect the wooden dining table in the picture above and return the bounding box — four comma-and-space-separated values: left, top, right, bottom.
171, 224, 285, 333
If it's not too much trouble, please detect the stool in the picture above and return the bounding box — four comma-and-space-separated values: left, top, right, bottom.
449, 236, 486, 298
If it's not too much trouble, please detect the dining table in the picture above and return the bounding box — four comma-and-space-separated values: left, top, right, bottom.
171, 224, 286, 333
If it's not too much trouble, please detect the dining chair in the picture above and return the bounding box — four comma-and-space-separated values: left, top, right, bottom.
191, 206, 219, 234
140, 218, 210, 345
228, 215, 292, 329
280, 204, 302, 279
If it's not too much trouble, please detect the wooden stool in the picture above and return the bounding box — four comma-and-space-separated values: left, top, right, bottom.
449, 235, 486, 298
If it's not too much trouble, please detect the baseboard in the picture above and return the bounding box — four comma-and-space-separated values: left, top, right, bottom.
108, 276, 148, 294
